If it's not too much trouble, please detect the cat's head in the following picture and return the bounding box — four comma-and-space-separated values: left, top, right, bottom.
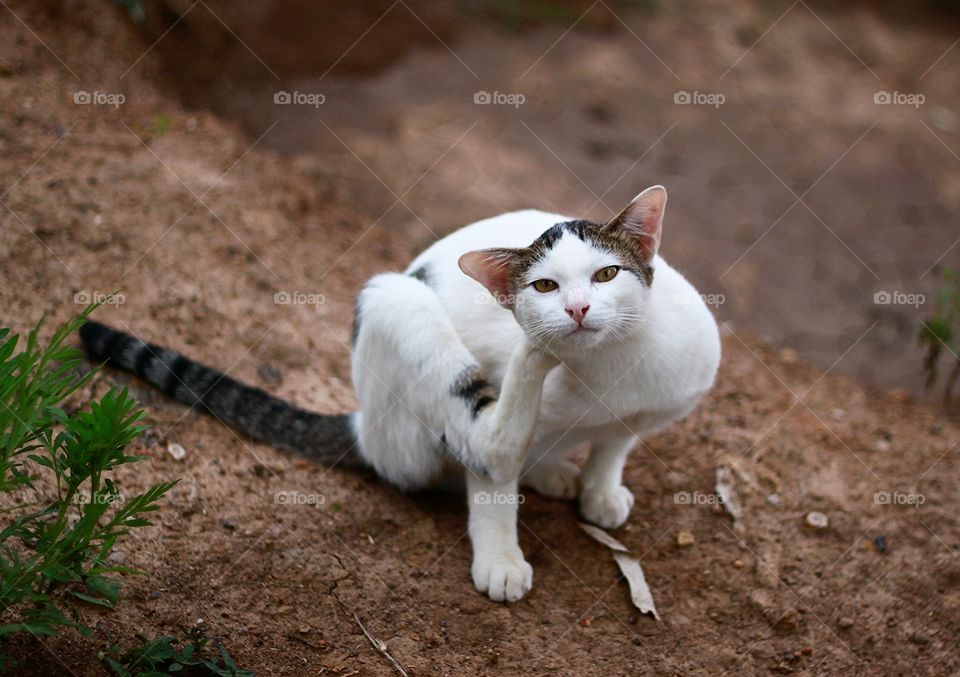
459, 185, 666, 353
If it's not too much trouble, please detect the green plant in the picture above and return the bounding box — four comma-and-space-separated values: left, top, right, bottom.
102, 634, 253, 677
919, 266, 960, 403
0, 306, 176, 661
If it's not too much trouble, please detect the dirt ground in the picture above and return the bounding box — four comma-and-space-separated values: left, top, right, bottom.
1, 1, 959, 675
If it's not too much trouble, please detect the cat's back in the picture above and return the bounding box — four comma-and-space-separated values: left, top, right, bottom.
405, 209, 567, 378
408, 209, 568, 272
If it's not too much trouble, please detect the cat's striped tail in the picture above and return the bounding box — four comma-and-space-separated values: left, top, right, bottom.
79, 320, 365, 468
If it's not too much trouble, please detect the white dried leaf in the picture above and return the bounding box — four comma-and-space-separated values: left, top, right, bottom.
579, 522, 629, 552
715, 465, 744, 532
579, 522, 660, 621
613, 553, 661, 621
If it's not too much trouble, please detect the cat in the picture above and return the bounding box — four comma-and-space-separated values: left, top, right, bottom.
80, 185, 721, 603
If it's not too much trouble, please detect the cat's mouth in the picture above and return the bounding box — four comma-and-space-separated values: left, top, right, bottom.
567, 325, 600, 335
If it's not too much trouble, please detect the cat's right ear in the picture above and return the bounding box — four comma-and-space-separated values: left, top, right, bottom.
604, 185, 666, 262
459, 248, 520, 307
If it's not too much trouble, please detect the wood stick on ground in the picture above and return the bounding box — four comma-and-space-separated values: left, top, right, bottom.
354, 613, 409, 677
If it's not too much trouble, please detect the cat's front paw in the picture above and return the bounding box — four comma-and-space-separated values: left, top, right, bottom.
471, 551, 533, 602
580, 485, 635, 529
522, 460, 580, 500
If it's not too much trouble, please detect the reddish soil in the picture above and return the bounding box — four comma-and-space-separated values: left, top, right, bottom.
1, 1, 959, 675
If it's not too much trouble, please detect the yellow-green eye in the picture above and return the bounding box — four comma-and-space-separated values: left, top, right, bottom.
594, 266, 619, 283
532, 279, 558, 293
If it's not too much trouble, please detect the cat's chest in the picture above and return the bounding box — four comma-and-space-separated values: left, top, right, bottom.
539, 357, 656, 428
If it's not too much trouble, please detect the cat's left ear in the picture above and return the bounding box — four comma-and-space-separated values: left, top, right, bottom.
604, 185, 666, 262
459, 248, 521, 307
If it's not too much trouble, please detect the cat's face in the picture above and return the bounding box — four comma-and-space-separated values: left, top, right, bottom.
460, 186, 666, 354
511, 228, 650, 350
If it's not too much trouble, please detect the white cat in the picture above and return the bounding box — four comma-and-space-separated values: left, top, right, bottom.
352, 186, 720, 601
81, 185, 719, 603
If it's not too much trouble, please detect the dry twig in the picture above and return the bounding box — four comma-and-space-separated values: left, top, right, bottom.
354, 613, 409, 677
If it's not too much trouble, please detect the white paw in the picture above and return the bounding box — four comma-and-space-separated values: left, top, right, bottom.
471, 551, 533, 602
523, 460, 581, 500
580, 485, 635, 529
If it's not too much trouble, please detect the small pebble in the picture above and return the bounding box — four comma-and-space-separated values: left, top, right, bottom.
220, 517, 237, 530
909, 632, 930, 646
677, 531, 695, 547
108, 549, 127, 563
299, 625, 310, 634
779, 347, 798, 364
872, 535, 888, 554
166, 442, 186, 461
734, 559, 745, 568
838, 617, 854, 629
805, 511, 829, 530
766, 494, 782, 507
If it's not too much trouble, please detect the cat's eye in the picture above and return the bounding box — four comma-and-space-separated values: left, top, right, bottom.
532, 279, 558, 293
594, 266, 620, 283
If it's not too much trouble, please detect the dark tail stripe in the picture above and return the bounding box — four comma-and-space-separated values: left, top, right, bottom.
79, 320, 364, 468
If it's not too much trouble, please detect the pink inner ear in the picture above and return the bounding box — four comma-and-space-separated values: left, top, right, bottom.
458, 249, 516, 303
612, 186, 666, 261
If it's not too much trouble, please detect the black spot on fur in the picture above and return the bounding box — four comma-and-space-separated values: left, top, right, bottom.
531, 223, 565, 254
408, 264, 431, 286
451, 365, 497, 418
561, 219, 593, 241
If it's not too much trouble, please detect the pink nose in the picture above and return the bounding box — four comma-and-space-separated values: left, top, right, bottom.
565, 304, 590, 325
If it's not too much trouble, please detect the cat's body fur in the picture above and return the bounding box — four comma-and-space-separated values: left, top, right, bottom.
355, 207, 719, 486
81, 186, 720, 603
353, 194, 719, 600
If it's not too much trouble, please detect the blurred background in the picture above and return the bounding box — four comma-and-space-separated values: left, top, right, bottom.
2, 2, 960, 674
123, 0, 960, 398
